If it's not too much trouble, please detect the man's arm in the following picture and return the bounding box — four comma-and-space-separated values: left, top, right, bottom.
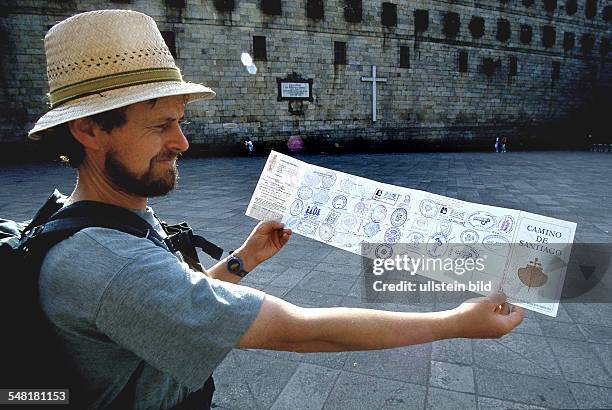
238, 293, 524, 352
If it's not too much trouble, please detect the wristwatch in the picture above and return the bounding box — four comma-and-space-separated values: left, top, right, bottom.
226, 254, 249, 278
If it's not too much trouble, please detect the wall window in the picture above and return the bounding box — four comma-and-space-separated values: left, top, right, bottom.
399, 46, 410, 68
165, 0, 186, 7
585, 0, 597, 20
307, 0, 324, 20
344, 0, 362, 23
542, 25, 556, 48
213, 0, 235, 12
253, 36, 267, 61
604, 5, 612, 22
160, 31, 177, 58
551, 61, 560, 81
382, 3, 397, 27
565, 0, 577, 15
543, 0, 556, 12
414, 10, 429, 33
458, 50, 468, 72
563, 32, 575, 51
509, 56, 517, 76
520, 24, 532, 44
581, 34, 594, 54
261, 0, 282, 15
600, 38, 610, 57
443, 12, 460, 39
334, 41, 347, 65
522, 0, 534, 6
496, 19, 511, 42
468, 16, 485, 39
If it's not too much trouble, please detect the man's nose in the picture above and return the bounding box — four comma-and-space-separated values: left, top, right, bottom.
167, 121, 189, 153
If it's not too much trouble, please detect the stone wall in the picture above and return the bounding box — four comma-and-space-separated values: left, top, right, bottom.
0, 0, 610, 155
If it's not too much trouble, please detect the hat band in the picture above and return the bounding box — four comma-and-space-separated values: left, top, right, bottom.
49, 67, 183, 108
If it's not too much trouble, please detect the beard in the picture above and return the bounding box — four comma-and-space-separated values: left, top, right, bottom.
105, 149, 180, 197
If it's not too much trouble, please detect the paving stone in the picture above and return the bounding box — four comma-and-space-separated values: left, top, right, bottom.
342, 347, 430, 385
283, 288, 344, 307
474, 368, 577, 408
429, 361, 475, 393
431, 338, 473, 365
268, 267, 312, 288
579, 324, 612, 344
296, 270, 356, 296
538, 320, 586, 341
323, 371, 427, 409
568, 382, 612, 409
271, 363, 340, 410
477, 396, 546, 410
426, 387, 476, 409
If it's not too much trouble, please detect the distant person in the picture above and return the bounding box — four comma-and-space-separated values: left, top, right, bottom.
244, 137, 254, 155
494, 137, 500, 153
501, 137, 508, 153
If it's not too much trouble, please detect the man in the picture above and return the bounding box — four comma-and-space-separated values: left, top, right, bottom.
29, 10, 524, 409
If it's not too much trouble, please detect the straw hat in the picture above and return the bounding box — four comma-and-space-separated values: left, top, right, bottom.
28, 9, 215, 139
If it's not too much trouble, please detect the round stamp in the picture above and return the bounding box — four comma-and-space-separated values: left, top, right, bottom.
303, 171, 321, 187
419, 199, 438, 218
340, 179, 354, 192
313, 189, 330, 204
384, 227, 402, 244
290, 199, 304, 216
390, 207, 408, 227
448, 244, 479, 261
284, 216, 300, 230
498, 215, 515, 234
297, 186, 313, 200
468, 212, 497, 231
460, 229, 480, 244
375, 244, 394, 259
340, 214, 359, 231
321, 172, 337, 188
427, 232, 449, 258
414, 217, 428, 230
402, 194, 411, 205
482, 234, 510, 251
318, 224, 335, 242
370, 205, 388, 223
363, 221, 381, 237
354, 201, 366, 214
406, 231, 425, 245
437, 220, 453, 236
332, 195, 348, 209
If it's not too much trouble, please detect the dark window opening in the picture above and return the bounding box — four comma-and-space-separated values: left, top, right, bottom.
590, 65, 598, 81
581, 34, 594, 54
307, 0, 324, 20
400, 46, 410, 68
334, 41, 346, 65
213, 0, 235, 12
468, 16, 485, 39
563, 32, 575, 51
520, 24, 532, 44
344, 0, 362, 23
551, 61, 560, 81
382, 3, 397, 27
110, 0, 131, 3
565, 0, 577, 15
496, 19, 511, 42
261, 0, 282, 15
443, 12, 460, 39
160, 31, 177, 58
522, 0, 534, 6
604, 6, 612, 22
601, 38, 610, 57
542, 25, 556, 48
165, 0, 186, 7
414, 10, 429, 34
585, 0, 597, 19
482, 57, 500, 77
543, 0, 556, 12
253, 35, 267, 61
509, 56, 517, 76
458, 50, 468, 73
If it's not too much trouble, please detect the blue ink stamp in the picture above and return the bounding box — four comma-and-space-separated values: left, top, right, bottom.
340, 214, 359, 232
406, 231, 425, 246
354, 201, 366, 214
304, 205, 321, 218
321, 172, 337, 188
313, 189, 330, 204
427, 232, 449, 257
498, 215, 515, 234
437, 220, 452, 236
390, 207, 408, 227
303, 171, 321, 187
363, 221, 380, 237
384, 227, 402, 244
370, 205, 387, 223
468, 212, 497, 230
419, 199, 438, 218
482, 234, 510, 251
448, 245, 480, 263
460, 229, 479, 244
332, 195, 348, 209
319, 224, 335, 241
325, 210, 340, 225
375, 244, 393, 259
290, 199, 303, 216
297, 186, 313, 200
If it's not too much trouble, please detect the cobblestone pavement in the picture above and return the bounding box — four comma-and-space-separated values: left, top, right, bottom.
2, 151, 612, 409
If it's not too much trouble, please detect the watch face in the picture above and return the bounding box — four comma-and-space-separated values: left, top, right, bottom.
227, 257, 242, 273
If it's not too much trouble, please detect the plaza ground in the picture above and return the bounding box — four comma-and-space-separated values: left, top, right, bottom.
2, 150, 612, 409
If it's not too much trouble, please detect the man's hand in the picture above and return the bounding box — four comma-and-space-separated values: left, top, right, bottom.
447, 293, 525, 339
233, 221, 292, 272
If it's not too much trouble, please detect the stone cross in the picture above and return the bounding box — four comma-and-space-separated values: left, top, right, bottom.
361, 65, 387, 122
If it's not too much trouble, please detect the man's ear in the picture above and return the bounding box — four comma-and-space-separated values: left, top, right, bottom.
68, 118, 104, 151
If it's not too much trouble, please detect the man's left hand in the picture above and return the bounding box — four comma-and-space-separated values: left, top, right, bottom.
233, 221, 292, 272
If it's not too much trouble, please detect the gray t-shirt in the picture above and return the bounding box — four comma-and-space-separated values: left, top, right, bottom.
39, 207, 264, 409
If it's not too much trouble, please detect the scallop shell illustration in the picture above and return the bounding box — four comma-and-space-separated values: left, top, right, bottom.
517, 258, 548, 288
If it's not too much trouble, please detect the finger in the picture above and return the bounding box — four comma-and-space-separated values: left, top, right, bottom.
504, 305, 525, 329
487, 292, 507, 306
258, 220, 285, 232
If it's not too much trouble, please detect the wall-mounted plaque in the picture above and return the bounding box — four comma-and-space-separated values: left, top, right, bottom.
276, 73, 313, 102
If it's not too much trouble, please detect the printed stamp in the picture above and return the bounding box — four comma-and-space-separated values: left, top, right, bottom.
370, 204, 388, 223
384, 227, 402, 244
420, 199, 438, 218
390, 207, 408, 227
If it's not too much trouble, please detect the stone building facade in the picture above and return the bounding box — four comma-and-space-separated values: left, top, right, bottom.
1, 0, 610, 155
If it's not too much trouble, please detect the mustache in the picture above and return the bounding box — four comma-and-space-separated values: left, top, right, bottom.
154, 150, 183, 162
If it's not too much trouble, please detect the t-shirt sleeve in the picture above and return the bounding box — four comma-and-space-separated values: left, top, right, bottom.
94, 240, 265, 389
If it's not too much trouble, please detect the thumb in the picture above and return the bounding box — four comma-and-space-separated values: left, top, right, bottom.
258, 220, 285, 232
504, 305, 525, 328
487, 292, 507, 306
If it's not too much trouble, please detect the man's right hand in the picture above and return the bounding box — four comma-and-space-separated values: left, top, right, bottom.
447, 293, 525, 339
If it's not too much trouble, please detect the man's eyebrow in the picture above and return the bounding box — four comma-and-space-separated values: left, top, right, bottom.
156, 115, 185, 123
